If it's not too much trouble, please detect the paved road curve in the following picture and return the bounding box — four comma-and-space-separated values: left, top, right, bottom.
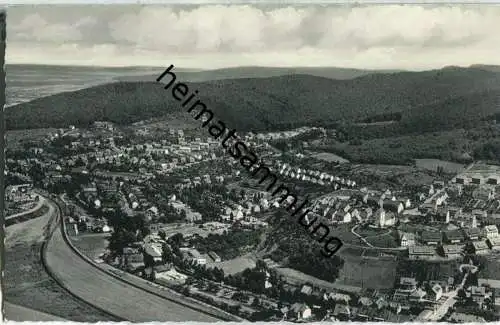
44, 200, 220, 322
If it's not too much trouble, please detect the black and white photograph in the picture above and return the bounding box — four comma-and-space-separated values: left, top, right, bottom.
4, 3, 500, 323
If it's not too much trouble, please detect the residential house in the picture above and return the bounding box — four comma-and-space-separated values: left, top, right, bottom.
300, 285, 313, 295
487, 175, 500, 186
186, 211, 202, 223
182, 248, 206, 265
289, 303, 312, 321
434, 207, 450, 223
383, 200, 405, 214
401, 197, 412, 209
470, 174, 484, 185
333, 210, 352, 224
471, 241, 490, 255
473, 187, 495, 201
487, 236, 500, 251
426, 284, 443, 302
409, 288, 427, 302
467, 286, 492, 308
375, 209, 396, 228
399, 277, 418, 292
328, 292, 351, 303
143, 243, 163, 265
484, 225, 499, 239
208, 251, 221, 262
332, 304, 351, 321
448, 207, 463, 219
399, 232, 416, 247
432, 191, 448, 206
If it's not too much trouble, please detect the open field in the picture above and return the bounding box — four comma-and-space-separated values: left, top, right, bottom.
396, 259, 459, 282
4, 206, 115, 322
337, 255, 398, 289
415, 159, 467, 174
349, 164, 436, 188
207, 256, 256, 275
330, 224, 367, 245
365, 233, 399, 248
69, 232, 109, 261
274, 267, 362, 294
355, 226, 390, 238
306, 150, 350, 164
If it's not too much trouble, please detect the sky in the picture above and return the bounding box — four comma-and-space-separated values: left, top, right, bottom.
6, 4, 500, 70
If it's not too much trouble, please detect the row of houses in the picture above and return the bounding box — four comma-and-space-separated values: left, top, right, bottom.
407, 238, 500, 260
276, 162, 357, 188
454, 174, 500, 185
401, 224, 498, 246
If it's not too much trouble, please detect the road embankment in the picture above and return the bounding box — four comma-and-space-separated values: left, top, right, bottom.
4, 200, 117, 322
46, 197, 240, 322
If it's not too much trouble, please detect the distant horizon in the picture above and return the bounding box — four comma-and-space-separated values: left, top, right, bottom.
5, 62, 499, 73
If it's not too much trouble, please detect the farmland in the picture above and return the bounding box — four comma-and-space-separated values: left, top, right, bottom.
414, 159, 467, 174
336, 254, 398, 289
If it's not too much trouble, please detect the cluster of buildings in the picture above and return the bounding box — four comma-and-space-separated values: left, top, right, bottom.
276, 162, 357, 189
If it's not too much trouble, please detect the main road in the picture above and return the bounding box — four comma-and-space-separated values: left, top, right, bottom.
43, 198, 222, 322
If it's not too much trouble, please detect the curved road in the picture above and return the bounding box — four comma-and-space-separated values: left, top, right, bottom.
44, 199, 220, 322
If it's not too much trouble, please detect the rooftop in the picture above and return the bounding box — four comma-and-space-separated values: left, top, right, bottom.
421, 231, 442, 242
409, 246, 435, 255
442, 245, 464, 254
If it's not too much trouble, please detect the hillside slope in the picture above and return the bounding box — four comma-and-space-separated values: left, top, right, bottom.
114, 66, 402, 83
5, 67, 500, 132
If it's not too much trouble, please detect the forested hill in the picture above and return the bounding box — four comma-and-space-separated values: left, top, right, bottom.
5, 66, 500, 132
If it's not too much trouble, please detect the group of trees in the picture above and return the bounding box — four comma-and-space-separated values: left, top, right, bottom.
190, 229, 262, 260
265, 211, 345, 283
107, 210, 150, 257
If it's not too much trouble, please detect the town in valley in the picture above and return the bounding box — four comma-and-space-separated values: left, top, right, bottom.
6, 118, 500, 323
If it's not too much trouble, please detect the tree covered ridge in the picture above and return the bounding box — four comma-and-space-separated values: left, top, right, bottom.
5, 66, 500, 133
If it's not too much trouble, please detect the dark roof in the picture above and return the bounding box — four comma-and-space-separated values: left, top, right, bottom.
421, 231, 442, 242
383, 200, 403, 212
465, 228, 481, 236
444, 230, 464, 240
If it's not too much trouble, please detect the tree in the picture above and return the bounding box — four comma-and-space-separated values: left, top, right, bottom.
108, 228, 136, 256
256, 259, 267, 271
158, 230, 167, 241
457, 288, 467, 300
169, 233, 184, 247
252, 297, 261, 308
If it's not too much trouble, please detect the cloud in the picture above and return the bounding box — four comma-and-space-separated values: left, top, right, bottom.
10, 12, 97, 42
6, 4, 500, 69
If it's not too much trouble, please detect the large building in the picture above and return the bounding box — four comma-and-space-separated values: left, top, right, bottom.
421, 231, 442, 245
409, 246, 436, 260
484, 225, 499, 239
